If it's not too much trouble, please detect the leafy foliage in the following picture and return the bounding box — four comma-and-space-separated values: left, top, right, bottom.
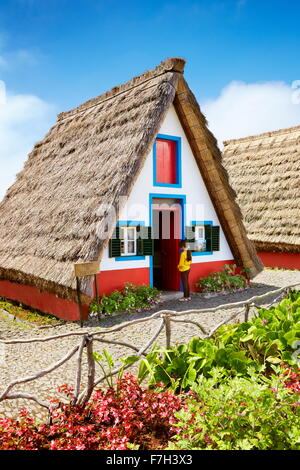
138, 291, 300, 391
167, 368, 300, 450
138, 338, 259, 393
195, 264, 250, 293
215, 290, 300, 366
2, 291, 300, 450
89, 283, 161, 315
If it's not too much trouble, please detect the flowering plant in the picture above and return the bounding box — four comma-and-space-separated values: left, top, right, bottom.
195, 264, 250, 293
90, 283, 161, 315
0, 374, 182, 450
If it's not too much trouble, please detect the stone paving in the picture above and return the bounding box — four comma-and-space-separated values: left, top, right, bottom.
0, 269, 300, 422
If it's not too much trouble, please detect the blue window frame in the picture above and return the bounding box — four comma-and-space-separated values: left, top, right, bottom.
153, 134, 182, 188
190, 220, 213, 256
149, 193, 186, 286
115, 220, 146, 261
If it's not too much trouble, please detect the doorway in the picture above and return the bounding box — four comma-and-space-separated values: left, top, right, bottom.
152, 199, 182, 291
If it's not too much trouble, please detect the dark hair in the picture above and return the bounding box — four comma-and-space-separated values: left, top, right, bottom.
179, 239, 186, 248
179, 239, 192, 262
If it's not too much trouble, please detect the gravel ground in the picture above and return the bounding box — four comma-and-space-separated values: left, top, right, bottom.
0, 268, 300, 422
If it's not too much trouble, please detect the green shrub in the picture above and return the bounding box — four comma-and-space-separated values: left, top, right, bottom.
216, 289, 300, 366
138, 291, 300, 391
195, 264, 250, 293
90, 283, 161, 316
138, 337, 259, 393
167, 368, 300, 450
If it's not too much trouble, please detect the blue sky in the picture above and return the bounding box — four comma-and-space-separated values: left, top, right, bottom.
0, 0, 300, 197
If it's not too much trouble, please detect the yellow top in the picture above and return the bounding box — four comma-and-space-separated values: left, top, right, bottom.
178, 250, 192, 272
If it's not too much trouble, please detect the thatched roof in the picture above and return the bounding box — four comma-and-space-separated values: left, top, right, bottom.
223, 125, 300, 253
0, 58, 262, 303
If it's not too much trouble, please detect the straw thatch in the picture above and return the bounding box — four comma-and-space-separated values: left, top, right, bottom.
0, 58, 262, 303
223, 125, 300, 253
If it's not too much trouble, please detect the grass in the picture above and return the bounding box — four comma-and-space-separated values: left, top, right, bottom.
0, 298, 61, 326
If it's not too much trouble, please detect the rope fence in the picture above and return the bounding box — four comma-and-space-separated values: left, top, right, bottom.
0, 282, 299, 415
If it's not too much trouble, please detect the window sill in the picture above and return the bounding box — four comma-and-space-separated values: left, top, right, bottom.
192, 251, 213, 256
153, 182, 182, 188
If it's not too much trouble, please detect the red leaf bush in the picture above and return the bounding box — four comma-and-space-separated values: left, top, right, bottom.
280, 363, 300, 394
0, 374, 183, 450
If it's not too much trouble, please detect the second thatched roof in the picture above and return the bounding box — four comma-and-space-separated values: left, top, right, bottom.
223, 125, 300, 253
0, 58, 262, 303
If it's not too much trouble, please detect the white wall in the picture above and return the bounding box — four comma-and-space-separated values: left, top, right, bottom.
100, 105, 233, 271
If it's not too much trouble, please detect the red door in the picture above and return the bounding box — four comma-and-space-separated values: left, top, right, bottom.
156, 139, 177, 184
153, 207, 180, 291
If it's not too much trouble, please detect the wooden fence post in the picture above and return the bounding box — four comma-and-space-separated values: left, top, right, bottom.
164, 315, 171, 349
244, 304, 250, 322
94, 274, 102, 321
81, 335, 95, 404
76, 276, 84, 328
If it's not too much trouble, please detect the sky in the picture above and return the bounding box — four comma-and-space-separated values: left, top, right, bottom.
0, 0, 300, 199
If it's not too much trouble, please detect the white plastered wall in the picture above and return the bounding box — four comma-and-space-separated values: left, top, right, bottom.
100, 105, 233, 271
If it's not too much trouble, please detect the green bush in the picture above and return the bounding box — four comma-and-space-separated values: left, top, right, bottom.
167, 368, 300, 450
195, 264, 250, 293
216, 289, 300, 366
138, 291, 300, 391
138, 337, 259, 393
90, 283, 161, 316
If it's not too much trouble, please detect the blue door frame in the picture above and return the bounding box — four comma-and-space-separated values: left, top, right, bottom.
149, 193, 186, 288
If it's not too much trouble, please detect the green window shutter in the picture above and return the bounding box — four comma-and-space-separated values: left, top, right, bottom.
211, 226, 220, 251
205, 224, 212, 252
136, 225, 143, 256
109, 226, 121, 257
140, 226, 154, 256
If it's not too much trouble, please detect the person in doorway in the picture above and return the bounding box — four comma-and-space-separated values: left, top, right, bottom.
178, 240, 192, 301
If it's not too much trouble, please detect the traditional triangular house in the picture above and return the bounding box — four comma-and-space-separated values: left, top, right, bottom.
223, 125, 300, 269
0, 58, 262, 320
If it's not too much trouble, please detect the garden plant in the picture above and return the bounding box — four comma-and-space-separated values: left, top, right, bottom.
195, 264, 250, 293
0, 290, 299, 450
89, 283, 161, 316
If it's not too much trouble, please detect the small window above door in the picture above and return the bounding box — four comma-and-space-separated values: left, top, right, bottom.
153, 134, 182, 188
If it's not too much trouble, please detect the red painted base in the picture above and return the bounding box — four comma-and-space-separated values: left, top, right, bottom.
0, 280, 89, 322
95, 267, 150, 296
189, 259, 236, 291
258, 252, 300, 270
0, 260, 239, 321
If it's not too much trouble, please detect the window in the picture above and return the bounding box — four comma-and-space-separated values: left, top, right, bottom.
109, 224, 154, 258
120, 226, 137, 256
153, 135, 181, 187
194, 225, 207, 252
185, 222, 220, 254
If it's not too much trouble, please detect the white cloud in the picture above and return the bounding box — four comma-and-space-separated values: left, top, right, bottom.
0, 80, 56, 200
202, 80, 300, 147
